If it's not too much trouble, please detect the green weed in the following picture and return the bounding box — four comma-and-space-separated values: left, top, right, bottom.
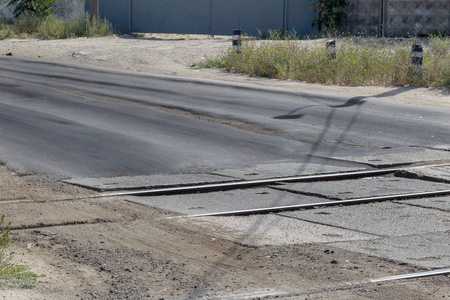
38, 13, 113, 39
0, 22, 16, 39
0, 13, 114, 40
194, 58, 223, 69
12, 11, 42, 34
0, 215, 41, 289
202, 37, 450, 88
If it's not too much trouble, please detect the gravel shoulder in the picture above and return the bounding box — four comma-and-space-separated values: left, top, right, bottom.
0, 35, 449, 299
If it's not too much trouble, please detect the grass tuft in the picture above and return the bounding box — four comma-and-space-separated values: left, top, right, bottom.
38, 13, 113, 39
12, 11, 42, 34
0, 215, 42, 289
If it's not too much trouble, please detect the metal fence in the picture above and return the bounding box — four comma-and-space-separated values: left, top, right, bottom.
85, 0, 315, 36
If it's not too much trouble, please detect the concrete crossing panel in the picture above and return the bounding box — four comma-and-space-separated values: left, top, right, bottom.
126, 187, 323, 215
272, 177, 450, 200
331, 232, 450, 269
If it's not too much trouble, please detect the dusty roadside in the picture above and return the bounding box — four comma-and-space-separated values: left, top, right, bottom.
0, 35, 449, 299
1, 163, 449, 299
0, 34, 449, 109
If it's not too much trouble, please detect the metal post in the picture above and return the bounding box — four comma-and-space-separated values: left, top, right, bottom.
91, 0, 99, 18
327, 39, 336, 60
412, 44, 423, 74
380, 0, 385, 36
283, 0, 289, 33
232, 29, 242, 53
208, 0, 212, 36
128, 0, 132, 33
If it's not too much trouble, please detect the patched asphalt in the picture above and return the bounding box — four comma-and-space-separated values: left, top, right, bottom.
330, 231, 450, 269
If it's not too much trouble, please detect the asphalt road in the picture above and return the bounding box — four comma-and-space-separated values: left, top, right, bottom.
0, 56, 449, 178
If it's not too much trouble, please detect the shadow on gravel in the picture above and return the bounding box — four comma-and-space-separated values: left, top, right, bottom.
372, 86, 420, 98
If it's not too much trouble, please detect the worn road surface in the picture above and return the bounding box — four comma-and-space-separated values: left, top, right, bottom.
0, 56, 448, 178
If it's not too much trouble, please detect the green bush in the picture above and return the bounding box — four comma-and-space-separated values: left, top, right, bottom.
12, 11, 42, 34
425, 37, 450, 87
37, 13, 65, 38
310, 0, 347, 32
0, 22, 16, 40
6, 0, 56, 18
38, 13, 113, 39
207, 37, 450, 88
0, 13, 114, 39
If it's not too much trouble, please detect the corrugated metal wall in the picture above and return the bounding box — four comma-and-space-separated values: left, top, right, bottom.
132, 0, 211, 34
86, 0, 314, 36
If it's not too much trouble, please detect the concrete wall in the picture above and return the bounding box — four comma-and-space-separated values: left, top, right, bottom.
0, 2, 13, 20
384, 0, 450, 36
342, 0, 450, 36
53, 0, 85, 18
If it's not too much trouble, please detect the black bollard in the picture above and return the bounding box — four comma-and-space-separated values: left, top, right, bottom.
232, 29, 242, 53
327, 39, 336, 60
411, 44, 423, 74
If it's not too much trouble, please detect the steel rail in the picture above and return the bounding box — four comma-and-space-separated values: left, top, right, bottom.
98, 163, 449, 198
189, 189, 450, 217
369, 268, 450, 283
0, 163, 447, 205
269, 268, 450, 299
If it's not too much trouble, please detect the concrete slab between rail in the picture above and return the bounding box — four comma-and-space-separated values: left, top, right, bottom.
332, 148, 450, 167
126, 187, 325, 215
330, 232, 450, 269
183, 214, 377, 246
395, 196, 450, 212
278, 201, 450, 237
400, 164, 450, 184
211, 162, 369, 180
271, 177, 449, 200
63, 173, 237, 192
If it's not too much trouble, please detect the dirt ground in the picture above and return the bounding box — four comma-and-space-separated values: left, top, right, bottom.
0, 35, 449, 299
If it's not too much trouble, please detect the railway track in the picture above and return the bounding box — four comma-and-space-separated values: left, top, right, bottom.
1, 161, 449, 298
2, 162, 449, 211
